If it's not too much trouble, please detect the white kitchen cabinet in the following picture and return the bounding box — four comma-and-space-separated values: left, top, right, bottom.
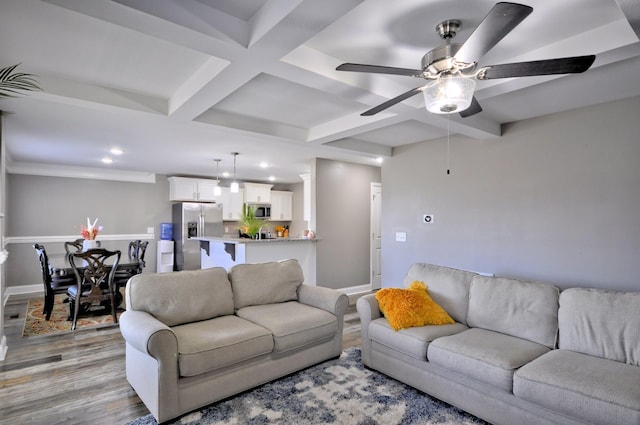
218, 187, 244, 220
168, 177, 218, 202
244, 182, 273, 203
270, 190, 293, 221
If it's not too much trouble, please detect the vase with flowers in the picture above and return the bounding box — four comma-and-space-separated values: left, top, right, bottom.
80, 217, 103, 251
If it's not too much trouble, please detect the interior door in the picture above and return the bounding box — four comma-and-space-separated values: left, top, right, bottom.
370, 183, 382, 290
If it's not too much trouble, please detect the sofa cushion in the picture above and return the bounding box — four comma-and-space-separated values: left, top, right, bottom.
127, 267, 234, 327
172, 315, 273, 377
237, 301, 337, 353
375, 281, 455, 331
559, 288, 640, 366
427, 328, 550, 392
467, 276, 559, 348
514, 349, 640, 425
402, 263, 476, 325
369, 317, 468, 361
230, 259, 304, 309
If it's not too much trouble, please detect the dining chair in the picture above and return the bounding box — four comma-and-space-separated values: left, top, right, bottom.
67, 248, 121, 331
136, 240, 149, 269
114, 240, 148, 290
33, 243, 76, 320
64, 238, 84, 255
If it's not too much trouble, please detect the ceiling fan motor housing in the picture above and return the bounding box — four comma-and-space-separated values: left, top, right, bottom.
422, 43, 463, 77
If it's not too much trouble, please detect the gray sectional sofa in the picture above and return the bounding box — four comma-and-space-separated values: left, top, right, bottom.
119, 259, 349, 423
357, 263, 640, 425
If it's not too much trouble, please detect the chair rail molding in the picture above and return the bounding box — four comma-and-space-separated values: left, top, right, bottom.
5, 234, 154, 245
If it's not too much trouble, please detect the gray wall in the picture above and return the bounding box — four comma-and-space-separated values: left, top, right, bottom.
5, 174, 171, 287
382, 96, 640, 292
316, 158, 381, 289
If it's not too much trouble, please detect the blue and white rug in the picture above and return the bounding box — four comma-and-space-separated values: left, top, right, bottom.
126, 348, 487, 425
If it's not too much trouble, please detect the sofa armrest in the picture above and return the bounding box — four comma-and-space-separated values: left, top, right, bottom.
120, 310, 178, 358
298, 285, 349, 317
356, 293, 381, 325
356, 293, 381, 367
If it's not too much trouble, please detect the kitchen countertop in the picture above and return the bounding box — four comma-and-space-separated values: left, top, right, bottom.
194, 236, 318, 244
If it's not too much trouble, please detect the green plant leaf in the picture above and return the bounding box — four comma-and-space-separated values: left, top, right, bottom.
240, 204, 266, 237
0, 64, 41, 98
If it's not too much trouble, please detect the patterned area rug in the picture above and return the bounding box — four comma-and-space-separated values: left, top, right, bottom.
22, 293, 121, 337
126, 348, 488, 425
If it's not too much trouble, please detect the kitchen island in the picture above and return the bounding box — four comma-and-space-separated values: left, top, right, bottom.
195, 237, 318, 285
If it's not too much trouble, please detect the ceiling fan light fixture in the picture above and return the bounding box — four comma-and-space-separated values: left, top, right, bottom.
424, 76, 476, 114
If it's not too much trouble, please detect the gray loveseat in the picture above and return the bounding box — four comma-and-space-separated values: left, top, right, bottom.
119, 259, 349, 423
357, 263, 640, 425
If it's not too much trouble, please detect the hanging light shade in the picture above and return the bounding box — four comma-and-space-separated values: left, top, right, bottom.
213, 158, 222, 196
423, 75, 476, 114
230, 152, 240, 193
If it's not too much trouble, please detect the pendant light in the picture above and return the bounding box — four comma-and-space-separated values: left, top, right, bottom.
230, 152, 240, 193
213, 158, 222, 196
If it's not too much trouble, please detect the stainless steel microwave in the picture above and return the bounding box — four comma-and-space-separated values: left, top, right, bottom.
252, 204, 271, 219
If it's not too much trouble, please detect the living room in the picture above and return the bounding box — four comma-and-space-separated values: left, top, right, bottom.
1, 1, 640, 424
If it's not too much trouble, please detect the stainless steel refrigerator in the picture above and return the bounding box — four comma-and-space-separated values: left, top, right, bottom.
172, 202, 224, 270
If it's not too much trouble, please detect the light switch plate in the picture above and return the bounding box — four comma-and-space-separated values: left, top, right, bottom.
395, 232, 407, 242
147, 227, 154, 233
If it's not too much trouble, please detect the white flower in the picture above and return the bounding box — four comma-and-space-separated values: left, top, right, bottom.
0, 249, 8, 265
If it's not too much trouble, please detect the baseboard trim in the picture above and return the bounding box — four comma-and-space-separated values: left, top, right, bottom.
339, 284, 373, 304
5, 284, 43, 299
0, 336, 7, 362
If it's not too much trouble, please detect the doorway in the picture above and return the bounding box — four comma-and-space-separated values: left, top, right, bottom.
370, 183, 382, 290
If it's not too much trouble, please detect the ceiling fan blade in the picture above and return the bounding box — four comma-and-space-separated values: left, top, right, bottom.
459, 97, 483, 118
454, 2, 533, 66
361, 87, 424, 116
478, 55, 596, 80
336, 63, 422, 77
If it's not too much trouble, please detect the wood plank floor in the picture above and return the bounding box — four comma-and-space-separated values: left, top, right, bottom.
0, 294, 363, 425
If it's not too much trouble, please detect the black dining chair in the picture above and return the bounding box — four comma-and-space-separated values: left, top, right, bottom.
127, 240, 149, 268
67, 248, 121, 331
64, 238, 84, 255
33, 243, 76, 320
114, 240, 148, 292
135, 240, 149, 269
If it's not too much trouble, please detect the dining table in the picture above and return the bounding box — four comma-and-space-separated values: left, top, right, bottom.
48, 250, 143, 308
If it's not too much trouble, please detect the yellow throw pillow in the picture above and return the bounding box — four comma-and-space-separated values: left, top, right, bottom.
375, 281, 454, 331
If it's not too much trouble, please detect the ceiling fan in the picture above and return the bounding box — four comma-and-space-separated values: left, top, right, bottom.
336, 2, 596, 118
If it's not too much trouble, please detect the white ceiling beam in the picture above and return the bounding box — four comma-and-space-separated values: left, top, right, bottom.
615, 0, 640, 38
110, 0, 250, 46
248, 0, 305, 47
43, 0, 245, 60
169, 0, 365, 121
35, 75, 167, 114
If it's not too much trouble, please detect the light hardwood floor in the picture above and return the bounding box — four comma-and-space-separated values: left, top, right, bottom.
0, 294, 363, 425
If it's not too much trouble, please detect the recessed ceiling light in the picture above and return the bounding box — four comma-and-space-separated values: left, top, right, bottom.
268, 176, 276, 182
375, 157, 384, 164
102, 157, 113, 164
110, 147, 124, 155
259, 162, 269, 168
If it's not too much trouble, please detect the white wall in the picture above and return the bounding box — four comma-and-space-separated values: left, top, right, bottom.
382, 96, 640, 292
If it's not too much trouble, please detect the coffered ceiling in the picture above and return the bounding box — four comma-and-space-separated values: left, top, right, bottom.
1, 0, 639, 183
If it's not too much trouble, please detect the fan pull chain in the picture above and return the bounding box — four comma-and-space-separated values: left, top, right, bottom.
446, 113, 451, 175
